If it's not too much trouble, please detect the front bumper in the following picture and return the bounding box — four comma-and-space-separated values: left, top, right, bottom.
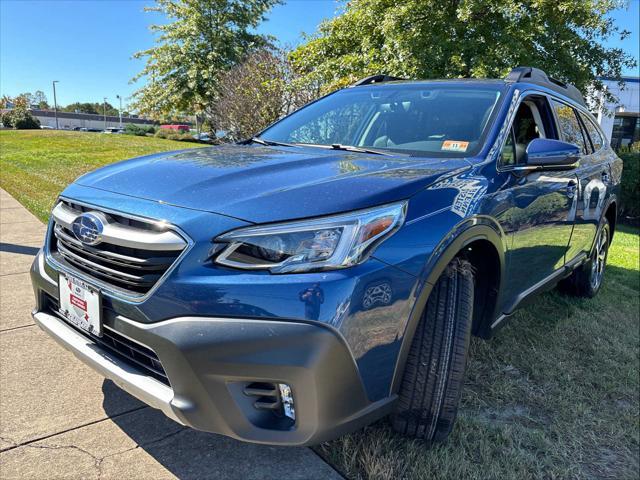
31, 251, 395, 446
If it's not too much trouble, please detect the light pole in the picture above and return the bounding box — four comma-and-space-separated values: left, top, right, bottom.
116, 95, 123, 128
52, 81, 59, 130
103, 97, 108, 130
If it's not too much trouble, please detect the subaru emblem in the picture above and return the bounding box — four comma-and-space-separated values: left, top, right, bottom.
71, 213, 104, 245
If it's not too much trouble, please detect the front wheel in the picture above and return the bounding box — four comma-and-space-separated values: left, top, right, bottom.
560, 218, 610, 298
391, 257, 474, 443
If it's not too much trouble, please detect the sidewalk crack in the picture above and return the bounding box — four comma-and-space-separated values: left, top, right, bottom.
0, 324, 36, 333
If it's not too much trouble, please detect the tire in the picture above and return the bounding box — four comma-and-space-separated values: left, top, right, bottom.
559, 218, 610, 298
391, 257, 474, 443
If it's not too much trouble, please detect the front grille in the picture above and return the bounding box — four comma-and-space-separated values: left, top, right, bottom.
43, 294, 170, 386
49, 200, 187, 296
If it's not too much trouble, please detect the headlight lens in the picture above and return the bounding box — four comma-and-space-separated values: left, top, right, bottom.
213, 202, 407, 273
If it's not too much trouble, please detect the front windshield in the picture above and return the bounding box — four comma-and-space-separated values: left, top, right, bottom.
260, 83, 504, 157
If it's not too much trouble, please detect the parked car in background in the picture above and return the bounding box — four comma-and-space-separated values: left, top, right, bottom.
31, 67, 621, 447
161, 124, 190, 132
102, 127, 124, 134
193, 132, 211, 141
40, 125, 54, 129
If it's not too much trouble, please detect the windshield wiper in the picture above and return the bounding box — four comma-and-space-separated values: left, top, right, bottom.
330, 144, 396, 156
247, 137, 296, 147
249, 138, 400, 156
296, 143, 397, 156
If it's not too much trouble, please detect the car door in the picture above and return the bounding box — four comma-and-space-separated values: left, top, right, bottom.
495, 94, 579, 310
563, 108, 611, 262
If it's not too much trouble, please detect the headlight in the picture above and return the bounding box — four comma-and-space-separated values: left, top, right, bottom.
213, 202, 407, 273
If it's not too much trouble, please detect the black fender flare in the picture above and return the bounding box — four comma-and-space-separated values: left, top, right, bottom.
580, 194, 618, 260
389, 216, 507, 394
597, 194, 618, 246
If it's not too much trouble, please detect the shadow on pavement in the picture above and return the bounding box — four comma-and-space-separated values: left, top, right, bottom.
0, 243, 40, 256
101, 380, 338, 480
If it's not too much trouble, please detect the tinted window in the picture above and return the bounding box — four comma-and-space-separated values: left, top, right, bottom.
551, 100, 588, 154
579, 112, 604, 151
262, 84, 504, 157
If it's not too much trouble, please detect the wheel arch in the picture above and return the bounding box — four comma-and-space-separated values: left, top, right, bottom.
389, 217, 507, 394
587, 197, 617, 255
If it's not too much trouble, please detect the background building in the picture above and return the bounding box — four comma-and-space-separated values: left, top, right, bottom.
29, 109, 156, 130
592, 77, 640, 149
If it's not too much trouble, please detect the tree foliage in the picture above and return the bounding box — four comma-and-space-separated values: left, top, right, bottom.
130, 0, 280, 121
62, 102, 119, 116
32, 90, 49, 109
291, 0, 637, 99
618, 149, 640, 220
211, 48, 320, 141
1, 95, 40, 129
6, 91, 50, 109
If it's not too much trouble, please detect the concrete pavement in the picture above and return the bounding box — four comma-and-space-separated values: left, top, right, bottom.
0, 188, 342, 479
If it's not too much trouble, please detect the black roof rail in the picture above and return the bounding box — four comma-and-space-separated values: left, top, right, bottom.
351, 74, 405, 87
505, 66, 586, 107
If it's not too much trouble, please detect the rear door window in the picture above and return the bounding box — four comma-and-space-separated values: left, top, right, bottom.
551, 99, 589, 154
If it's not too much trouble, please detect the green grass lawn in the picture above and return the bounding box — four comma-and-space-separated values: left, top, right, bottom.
0, 130, 201, 221
2, 130, 638, 479
318, 226, 640, 479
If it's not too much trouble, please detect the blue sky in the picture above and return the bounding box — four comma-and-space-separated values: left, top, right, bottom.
1, 0, 638, 109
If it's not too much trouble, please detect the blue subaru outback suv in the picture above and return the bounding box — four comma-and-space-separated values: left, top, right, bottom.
31, 67, 622, 446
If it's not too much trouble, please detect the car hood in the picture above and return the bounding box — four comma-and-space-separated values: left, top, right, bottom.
75, 144, 470, 223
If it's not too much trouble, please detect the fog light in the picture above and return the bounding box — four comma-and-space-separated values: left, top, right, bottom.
278, 383, 295, 420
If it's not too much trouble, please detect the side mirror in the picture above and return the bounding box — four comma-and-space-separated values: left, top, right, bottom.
524, 138, 580, 169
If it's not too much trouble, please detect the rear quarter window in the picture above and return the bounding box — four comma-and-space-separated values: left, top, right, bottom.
579, 111, 605, 151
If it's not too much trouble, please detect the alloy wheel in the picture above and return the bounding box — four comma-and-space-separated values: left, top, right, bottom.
590, 226, 609, 290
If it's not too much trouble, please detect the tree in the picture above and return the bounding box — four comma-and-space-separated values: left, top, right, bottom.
211, 48, 320, 140
1, 95, 40, 129
62, 102, 119, 116
32, 90, 49, 109
130, 0, 280, 123
62, 102, 98, 114
8, 91, 50, 109
291, 0, 637, 102
18, 92, 35, 106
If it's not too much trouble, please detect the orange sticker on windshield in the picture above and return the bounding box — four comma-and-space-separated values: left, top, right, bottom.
441, 140, 469, 152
